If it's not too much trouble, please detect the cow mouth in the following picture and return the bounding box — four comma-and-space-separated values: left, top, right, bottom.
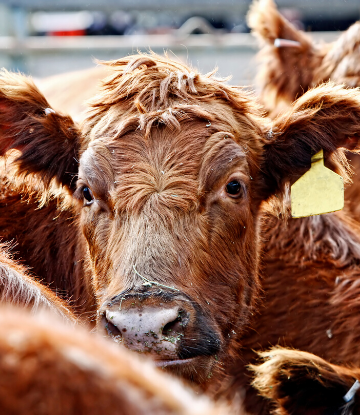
101, 315, 203, 367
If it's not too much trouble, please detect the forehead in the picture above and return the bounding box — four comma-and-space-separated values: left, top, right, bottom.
78, 117, 251, 215
80, 116, 248, 180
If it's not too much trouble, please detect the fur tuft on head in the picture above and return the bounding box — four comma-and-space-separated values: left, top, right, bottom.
83, 52, 264, 143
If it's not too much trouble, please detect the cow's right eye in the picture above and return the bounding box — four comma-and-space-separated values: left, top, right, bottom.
226, 180, 243, 198
83, 187, 94, 205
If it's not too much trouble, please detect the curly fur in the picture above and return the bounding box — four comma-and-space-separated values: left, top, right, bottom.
247, 0, 327, 117
248, 0, 360, 117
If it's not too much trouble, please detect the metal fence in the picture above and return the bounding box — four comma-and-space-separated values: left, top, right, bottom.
0, 1, 354, 83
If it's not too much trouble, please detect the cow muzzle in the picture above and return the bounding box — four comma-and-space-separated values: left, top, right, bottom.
98, 289, 221, 364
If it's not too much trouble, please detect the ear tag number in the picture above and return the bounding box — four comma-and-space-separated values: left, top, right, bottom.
291, 149, 344, 218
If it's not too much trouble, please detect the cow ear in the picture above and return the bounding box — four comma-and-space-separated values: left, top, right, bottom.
247, 0, 324, 115
251, 347, 360, 415
261, 83, 360, 199
0, 69, 80, 192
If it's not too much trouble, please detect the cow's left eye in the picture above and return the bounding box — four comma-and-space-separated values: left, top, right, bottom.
226, 180, 243, 198
83, 187, 94, 205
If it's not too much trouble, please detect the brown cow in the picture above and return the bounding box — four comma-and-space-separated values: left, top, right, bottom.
0, 242, 76, 321
1, 55, 360, 389
0, 170, 96, 316
247, 0, 360, 117
252, 347, 360, 415
0, 306, 230, 415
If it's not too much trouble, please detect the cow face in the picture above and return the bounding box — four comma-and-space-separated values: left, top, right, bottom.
76, 102, 264, 382
1, 56, 360, 384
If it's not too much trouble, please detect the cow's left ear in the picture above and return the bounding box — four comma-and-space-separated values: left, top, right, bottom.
261, 83, 360, 198
251, 347, 360, 415
0, 69, 80, 192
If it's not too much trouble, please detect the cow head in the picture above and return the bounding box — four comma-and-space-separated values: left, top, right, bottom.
1, 56, 360, 384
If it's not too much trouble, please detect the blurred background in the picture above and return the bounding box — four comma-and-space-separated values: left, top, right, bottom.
0, 0, 359, 85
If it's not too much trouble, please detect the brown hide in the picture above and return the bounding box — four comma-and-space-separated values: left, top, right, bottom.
0, 243, 76, 322
0, 175, 96, 316
0, 306, 229, 415
211, 211, 360, 413
252, 347, 360, 415
1, 54, 360, 389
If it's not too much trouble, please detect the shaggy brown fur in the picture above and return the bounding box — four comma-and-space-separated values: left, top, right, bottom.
0, 306, 230, 415
0, 69, 81, 190
247, 0, 360, 117
0, 175, 95, 316
210, 210, 360, 413
251, 347, 360, 415
0, 243, 76, 321
1, 54, 360, 388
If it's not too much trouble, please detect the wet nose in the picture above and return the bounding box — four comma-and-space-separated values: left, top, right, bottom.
102, 306, 185, 358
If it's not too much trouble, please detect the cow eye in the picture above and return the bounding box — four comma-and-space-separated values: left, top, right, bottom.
83, 187, 94, 205
226, 180, 242, 198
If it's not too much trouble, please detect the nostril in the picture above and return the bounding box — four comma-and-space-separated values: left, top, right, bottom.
163, 317, 181, 335
162, 311, 186, 336
101, 314, 122, 343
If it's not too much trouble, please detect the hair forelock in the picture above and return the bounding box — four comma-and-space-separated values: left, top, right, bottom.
81, 52, 263, 144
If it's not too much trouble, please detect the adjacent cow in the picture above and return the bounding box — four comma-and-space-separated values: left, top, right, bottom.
0, 306, 229, 415
247, 0, 360, 117
0, 172, 96, 316
0, 242, 76, 321
1, 54, 360, 389
252, 347, 360, 415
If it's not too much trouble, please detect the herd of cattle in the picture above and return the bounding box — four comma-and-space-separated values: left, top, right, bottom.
2, 0, 360, 413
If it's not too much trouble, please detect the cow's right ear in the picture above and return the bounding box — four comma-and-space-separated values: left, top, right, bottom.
0, 69, 80, 192
247, 0, 324, 115
251, 347, 360, 415
260, 83, 360, 200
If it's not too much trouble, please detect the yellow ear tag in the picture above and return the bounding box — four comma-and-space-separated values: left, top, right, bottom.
291, 149, 344, 218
